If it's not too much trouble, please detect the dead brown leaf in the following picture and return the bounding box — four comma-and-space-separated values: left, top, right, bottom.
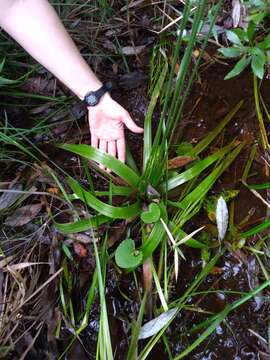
210, 266, 224, 275
168, 156, 195, 170
0, 183, 23, 210
5, 203, 42, 227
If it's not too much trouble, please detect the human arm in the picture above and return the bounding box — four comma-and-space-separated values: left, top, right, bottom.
0, 0, 143, 162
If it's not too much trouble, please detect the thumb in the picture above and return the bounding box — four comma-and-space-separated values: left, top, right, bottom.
122, 113, 144, 133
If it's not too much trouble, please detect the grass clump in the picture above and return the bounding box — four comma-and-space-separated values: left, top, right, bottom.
0, 0, 270, 359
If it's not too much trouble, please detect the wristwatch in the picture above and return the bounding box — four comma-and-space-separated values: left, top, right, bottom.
84, 81, 113, 106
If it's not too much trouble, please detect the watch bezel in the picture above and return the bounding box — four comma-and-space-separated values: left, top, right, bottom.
85, 92, 99, 106
83, 81, 113, 107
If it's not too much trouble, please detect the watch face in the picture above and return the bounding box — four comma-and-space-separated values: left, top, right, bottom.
86, 93, 98, 106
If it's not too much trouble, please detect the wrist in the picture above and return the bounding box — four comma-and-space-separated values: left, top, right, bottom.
84, 82, 113, 107
77, 80, 102, 100
87, 92, 111, 110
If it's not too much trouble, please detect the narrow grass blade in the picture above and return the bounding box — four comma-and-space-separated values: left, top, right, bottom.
143, 61, 168, 171
178, 143, 244, 211
162, 142, 236, 192
127, 293, 147, 360
55, 215, 110, 234
247, 182, 270, 190
241, 219, 270, 238
175, 228, 207, 249
174, 277, 270, 359
193, 100, 243, 155
68, 177, 141, 219
138, 253, 222, 360
59, 144, 140, 187
253, 75, 270, 150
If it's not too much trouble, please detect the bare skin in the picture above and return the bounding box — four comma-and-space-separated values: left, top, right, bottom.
0, 0, 143, 163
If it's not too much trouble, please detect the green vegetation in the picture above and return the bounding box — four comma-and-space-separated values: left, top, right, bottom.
0, 0, 270, 359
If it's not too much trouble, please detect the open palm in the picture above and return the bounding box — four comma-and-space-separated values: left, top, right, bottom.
88, 94, 143, 163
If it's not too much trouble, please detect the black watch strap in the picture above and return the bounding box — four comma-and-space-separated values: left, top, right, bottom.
95, 81, 113, 98
84, 81, 113, 106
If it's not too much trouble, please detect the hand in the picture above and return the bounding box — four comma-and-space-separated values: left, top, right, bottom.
88, 93, 144, 164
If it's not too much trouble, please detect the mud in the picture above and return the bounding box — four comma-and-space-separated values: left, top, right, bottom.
1, 56, 270, 360
54, 61, 270, 359
100, 62, 270, 359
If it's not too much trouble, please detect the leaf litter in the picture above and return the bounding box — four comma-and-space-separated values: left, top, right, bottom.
5, 203, 42, 227
1, 1, 270, 359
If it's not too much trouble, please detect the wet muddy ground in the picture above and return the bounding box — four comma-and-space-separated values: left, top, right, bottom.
91, 61, 270, 359
45, 60, 270, 359
1, 53, 270, 359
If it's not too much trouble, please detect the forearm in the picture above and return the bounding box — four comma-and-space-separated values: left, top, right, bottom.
0, 0, 101, 99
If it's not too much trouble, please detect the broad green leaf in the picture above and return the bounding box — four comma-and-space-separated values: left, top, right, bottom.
218, 47, 241, 58
224, 56, 250, 80
259, 33, 270, 49
246, 11, 267, 24
247, 21, 255, 41
177, 142, 195, 156
58, 144, 140, 187
126, 144, 140, 174
140, 202, 167, 261
226, 30, 242, 45
68, 177, 141, 219
251, 49, 266, 79
55, 215, 109, 234
115, 239, 143, 269
232, 28, 248, 42
141, 203, 161, 223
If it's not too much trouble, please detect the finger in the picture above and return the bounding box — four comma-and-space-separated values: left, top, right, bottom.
107, 141, 116, 172
99, 140, 107, 154
91, 134, 98, 149
122, 113, 144, 133
99, 140, 107, 170
108, 141, 116, 158
116, 138, 126, 163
